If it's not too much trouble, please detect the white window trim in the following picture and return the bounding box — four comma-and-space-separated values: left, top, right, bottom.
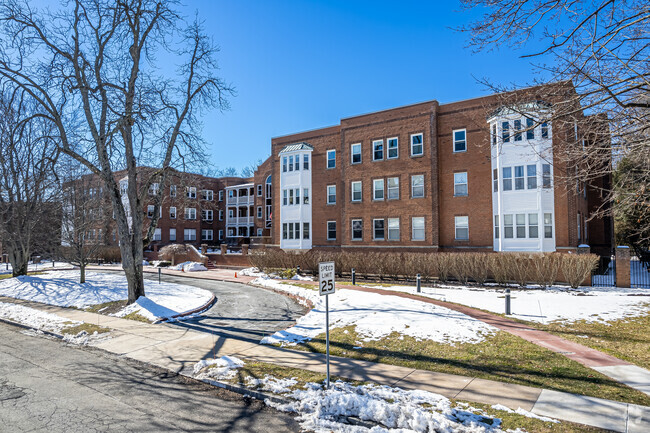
411, 174, 425, 198
327, 221, 336, 240
351, 219, 363, 241
454, 216, 469, 240
412, 217, 425, 241
387, 137, 399, 159
387, 217, 400, 241
452, 128, 467, 153
351, 181, 362, 203
373, 178, 384, 201
169, 228, 177, 242
453, 172, 468, 197
387, 177, 399, 200
326, 149, 336, 169
373, 218, 385, 241
350, 143, 362, 164
327, 185, 336, 205
410, 133, 424, 156
372, 139, 384, 161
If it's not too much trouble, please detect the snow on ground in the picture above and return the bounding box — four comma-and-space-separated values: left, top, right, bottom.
193, 356, 245, 381
0, 301, 109, 345
0, 270, 213, 321
0, 261, 72, 275
168, 261, 208, 272
362, 283, 650, 324
194, 355, 551, 433
0, 301, 80, 332
253, 276, 496, 346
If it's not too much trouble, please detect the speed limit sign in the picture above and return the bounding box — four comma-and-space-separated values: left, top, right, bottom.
318, 261, 335, 296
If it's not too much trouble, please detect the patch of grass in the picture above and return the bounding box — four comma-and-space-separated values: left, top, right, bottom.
208, 361, 606, 432
61, 323, 111, 335
281, 282, 317, 291
462, 400, 608, 433
122, 311, 152, 323
0, 271, 45, 280
85, 300, 127, 315
289, 326, 650, 406
523, 307, 650, 370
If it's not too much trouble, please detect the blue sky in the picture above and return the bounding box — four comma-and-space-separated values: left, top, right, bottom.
183, 0, 547, 172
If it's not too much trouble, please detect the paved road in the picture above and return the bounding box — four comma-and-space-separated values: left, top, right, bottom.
0, 322, 299, 433
142, 273, 306, 343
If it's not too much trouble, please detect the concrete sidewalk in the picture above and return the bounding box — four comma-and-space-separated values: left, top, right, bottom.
1, 295, 648, 433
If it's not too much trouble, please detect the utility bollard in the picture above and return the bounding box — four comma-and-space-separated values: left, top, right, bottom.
505, 289, 511, 315
351, 268, 356, 285
158, 267, 162, 284
416, 274, 421, 293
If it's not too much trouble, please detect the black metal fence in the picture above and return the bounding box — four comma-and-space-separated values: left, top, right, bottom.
631, 256, 650, 289
592, 255, 616, 287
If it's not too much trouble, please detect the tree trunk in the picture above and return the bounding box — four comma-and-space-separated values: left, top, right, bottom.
120, 236, 146, 304
79, 264, 86, 284
9, 249, 28, 277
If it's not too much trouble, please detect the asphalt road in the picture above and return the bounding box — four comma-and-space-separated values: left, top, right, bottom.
0, 322, 300, 433
142, 273, 307, 344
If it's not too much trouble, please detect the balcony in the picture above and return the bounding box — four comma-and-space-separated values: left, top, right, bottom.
226, 195, 254, 205
226, 216, 254, 226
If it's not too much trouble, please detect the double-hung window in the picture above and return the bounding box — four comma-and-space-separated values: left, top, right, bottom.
303, 223, 310, 240
410, 133, 423, 156
514, 119, 522, 141
373, 179, 384, 201
453, 172, 468, 196
527, 164, 537, 189
455, 216, 469, 240
184, 229, 196, 241
502, 167, 512, 191
528, 214, 539, 238
169, 228, 176, 241
516, 214, 526, 238
201, 190, 214, 201
201, 229, 213, 241
327, 221, 336, 240
327, 185, 336, 204
351, 143, 361, 164
170, 206, 177, 219
288, 155, 294, 171
351, 181, 362, 202
327, 150, 336, 169
303, 188, 309, 204
373, 140, 384, 161
542, 164, 552, 188
502, 121, 510, 143
303, 154, 309, 170
504, 215, 514, 238
282, 157, 287, 172
387, 218, 399, 241
148, 183, 159, 196
491, 124, 497, 146
526, 117, 535, 139
283, 189, 288, 206
387, 137, 398, 159
294, 155, 300, 171
186, 187, 197, 199
514, 166, 525, 190
541, 122, 549, 138
147, 205, 155, 218
351, 219, 363, 240
185, 207, 197, 220
257, 206, 262, 219
411, 175, 424, 198
494, 215, 499, 238
288, 189, 294, 205
170, 185, 177, 197
387, 177, 399, 200
544, 213, 553, 238
201, 209, 213, 221
453, 129, 466, 152
257, 185, 262, 196
373, 219, 385, 240
412, 217, 425, 241
493, 169, 498, 192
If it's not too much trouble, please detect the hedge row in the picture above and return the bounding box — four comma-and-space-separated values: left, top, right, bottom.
249, 250, 598, 289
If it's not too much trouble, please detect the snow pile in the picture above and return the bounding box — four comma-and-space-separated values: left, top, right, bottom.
363, 283, 650, 324
0, 261, 72, 275
246, 375, 298, 394
490, 404, 558, 423
267, 380, 531, 433
62, 330, 110, 346
0, 301, 80, 333
240, 267, 268, 278
253, 277, 496, 346
169, 261, 208, 272
0, 270, 213, 321
193, 356, 245, 380
291, 273, 314, 281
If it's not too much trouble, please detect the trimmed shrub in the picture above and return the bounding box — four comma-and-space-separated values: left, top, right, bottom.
562, 253, 599, 289
491, 254, 510, 286
467, 253, 490, 285
449, 253, 471, 285
532, 253, 561, 288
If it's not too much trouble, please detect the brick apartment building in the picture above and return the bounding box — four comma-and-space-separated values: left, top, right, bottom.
269, 84, 613, 255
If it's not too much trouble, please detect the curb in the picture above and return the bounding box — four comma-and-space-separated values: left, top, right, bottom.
0, 317, 64, 340
155, 294, 217, 324
191, 375, 291, 406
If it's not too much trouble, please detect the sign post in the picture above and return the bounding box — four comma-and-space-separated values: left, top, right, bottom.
318, 261, 335, 389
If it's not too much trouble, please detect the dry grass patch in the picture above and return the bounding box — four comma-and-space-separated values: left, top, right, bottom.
85, 300, 127, 315
122, 311, 152, 323
61, 323, 110, 335
281, 282, 317, 291
0, 271, 45, 280
290, 326, 650, 406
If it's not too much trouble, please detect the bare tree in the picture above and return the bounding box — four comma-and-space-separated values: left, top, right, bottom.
0, 89, 60, 277
240, 158, 263, 178
60, 160, 111, 283
459, 0, 650, 245
0, 1, 233, 302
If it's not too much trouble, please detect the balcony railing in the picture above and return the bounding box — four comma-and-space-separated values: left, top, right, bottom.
227, 196, 254, 205
226, 216, 254, 226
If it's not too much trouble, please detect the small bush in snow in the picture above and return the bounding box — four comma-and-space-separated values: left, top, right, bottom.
562, 254, 599, 289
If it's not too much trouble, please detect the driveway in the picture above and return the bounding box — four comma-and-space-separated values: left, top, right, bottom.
0, 322, 300, 433
141, 273, 307, 343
